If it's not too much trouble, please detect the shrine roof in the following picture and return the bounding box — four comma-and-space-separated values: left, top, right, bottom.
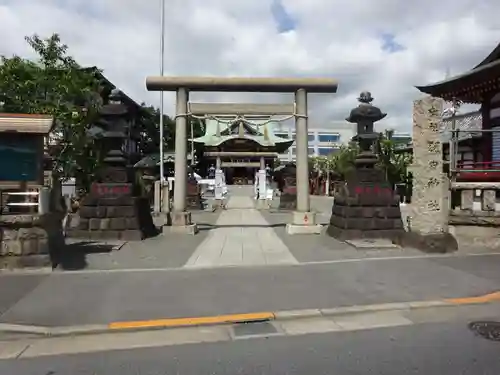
191, 119, 294, 148
415, 42, 500, 103
134, 152, 192, 168
0, 113, 54, 134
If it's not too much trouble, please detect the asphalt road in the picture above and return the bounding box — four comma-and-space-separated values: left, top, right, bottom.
1, 319, 500, 374
1, 254, 500, 326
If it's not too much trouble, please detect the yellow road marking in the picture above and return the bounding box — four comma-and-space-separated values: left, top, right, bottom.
445, 291, 500, 304
108, 312, 274, 330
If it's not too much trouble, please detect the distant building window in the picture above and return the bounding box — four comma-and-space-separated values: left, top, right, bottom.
318, 134, 340, 143
318, 147, 334, 156
291, 147, 315, 155
291, 133, 315, 141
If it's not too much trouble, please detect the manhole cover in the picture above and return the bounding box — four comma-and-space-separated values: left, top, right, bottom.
468, 321, 500, 341
232, 321, 278, 337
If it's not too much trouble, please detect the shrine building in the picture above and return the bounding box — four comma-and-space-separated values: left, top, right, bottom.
416, 41, 500, 181
192, 117, 294, 185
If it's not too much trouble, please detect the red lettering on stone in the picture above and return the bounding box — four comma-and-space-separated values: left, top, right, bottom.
365, 186, 371, 194
373, 185, 380, 194
355, 186, 363, 194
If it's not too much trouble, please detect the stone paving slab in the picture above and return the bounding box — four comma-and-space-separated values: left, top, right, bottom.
185, 196, 298, 268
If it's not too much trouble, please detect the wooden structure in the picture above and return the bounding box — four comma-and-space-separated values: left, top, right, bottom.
0, 113, 53, 213
0, 113, 65, 268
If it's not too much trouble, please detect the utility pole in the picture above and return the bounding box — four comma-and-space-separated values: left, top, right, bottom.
159, 0, 165, 183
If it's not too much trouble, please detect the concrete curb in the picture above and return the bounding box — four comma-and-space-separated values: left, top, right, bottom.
1, 293, 499, 338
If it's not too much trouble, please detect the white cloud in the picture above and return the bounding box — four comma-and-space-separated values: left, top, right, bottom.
0, 0, 499, 133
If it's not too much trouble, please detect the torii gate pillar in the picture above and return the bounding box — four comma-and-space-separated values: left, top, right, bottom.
146, 76, 338, 235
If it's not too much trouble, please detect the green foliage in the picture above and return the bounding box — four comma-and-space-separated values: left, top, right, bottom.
0, 33, 102, 184
136, 104, 206, 161
376, 130, 412, 186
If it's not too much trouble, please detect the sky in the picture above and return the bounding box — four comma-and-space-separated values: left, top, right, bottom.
0, 0, 499, 133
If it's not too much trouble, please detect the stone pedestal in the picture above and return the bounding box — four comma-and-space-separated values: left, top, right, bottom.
214, 169, 224, 199
326, 169, 404, 241
0, 213, 64, 269
257, 169, 267, 200
164, 211, 198, 235
286, 211, 322, 234
186, 179, 203, 210
67, 183, 157, 241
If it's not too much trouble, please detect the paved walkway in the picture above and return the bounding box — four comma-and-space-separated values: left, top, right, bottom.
185, 195, 298, 268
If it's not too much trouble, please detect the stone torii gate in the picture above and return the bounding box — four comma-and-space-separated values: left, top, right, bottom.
145, 76, 338, 234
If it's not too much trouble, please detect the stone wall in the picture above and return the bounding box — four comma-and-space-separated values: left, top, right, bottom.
0, 213, 64, 268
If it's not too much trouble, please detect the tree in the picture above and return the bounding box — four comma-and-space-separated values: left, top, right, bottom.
136, 104, 206, 160
376, 130, 412, 187
0, 33, 102, 185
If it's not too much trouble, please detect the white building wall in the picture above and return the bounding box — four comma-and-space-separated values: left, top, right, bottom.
275, 121, 356, 162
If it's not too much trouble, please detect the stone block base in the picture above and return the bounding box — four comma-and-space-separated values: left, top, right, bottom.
0, 254, 52, 269
286, 223, 322, 235
165, 211, 198, 235
286, 211, 322, 235
327, 177, 404, 242
69, 195, 158, 241
0, 213, 65, 269
165, 223, 198, 235
394, 231, 458, 254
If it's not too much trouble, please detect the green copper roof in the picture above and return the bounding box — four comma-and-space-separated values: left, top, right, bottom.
191, 119, 294, 148
134, 152, 192, 168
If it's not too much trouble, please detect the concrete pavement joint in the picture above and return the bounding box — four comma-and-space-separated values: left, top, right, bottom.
0, 293, 498, 338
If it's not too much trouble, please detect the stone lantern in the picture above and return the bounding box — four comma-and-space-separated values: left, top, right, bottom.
326, 92, 404, 241
68, 89, 156, 240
